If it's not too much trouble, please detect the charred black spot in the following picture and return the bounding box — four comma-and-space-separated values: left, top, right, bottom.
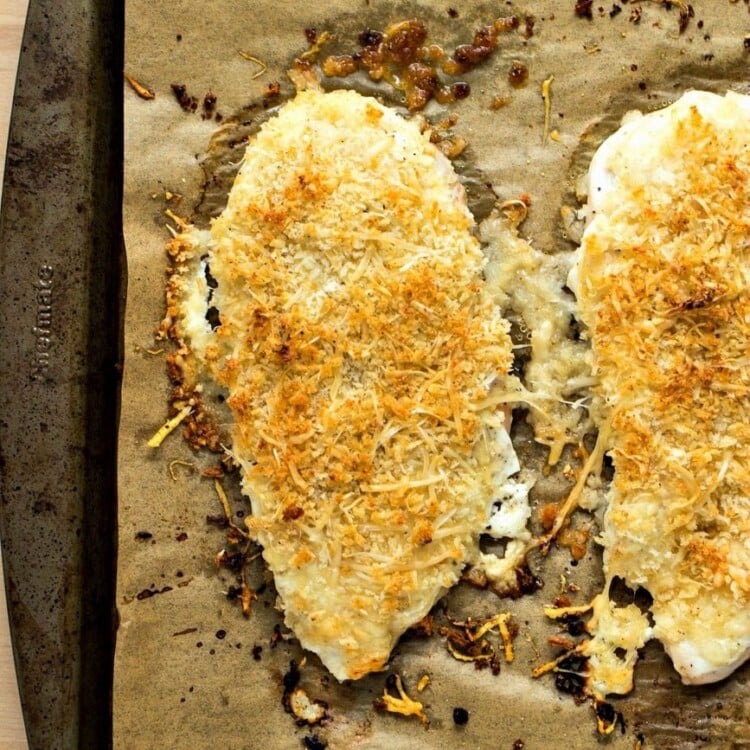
283, 660, 301, 692
219, 551, 245, 572
226, 585, 242, 600
303, 736, 327, 750
206, 306, 221, 330
575, 0, 594, 19
559, 654, 587, 673
358, 28, 384, 47
596, 700, 616, 723
204, 263, 218, 289
568, 314, 584, 341
513, 564, 543, 598
564, 616, 586, 637
452, 706, 470, 725
554, 670, 585, 696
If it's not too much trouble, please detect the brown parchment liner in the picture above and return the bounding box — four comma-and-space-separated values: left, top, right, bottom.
117, 2, 750, 748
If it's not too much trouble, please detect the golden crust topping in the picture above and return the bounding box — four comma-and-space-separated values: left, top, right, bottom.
173, 89, 516, 679
577, 90, 750, 690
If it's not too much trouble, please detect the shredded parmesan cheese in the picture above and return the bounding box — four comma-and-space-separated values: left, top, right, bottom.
377, 674, 428, 726
147, 404, 192, 448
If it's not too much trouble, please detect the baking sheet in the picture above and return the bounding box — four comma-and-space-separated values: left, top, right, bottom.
117, 2, 750, 748
0, 1, 122, 748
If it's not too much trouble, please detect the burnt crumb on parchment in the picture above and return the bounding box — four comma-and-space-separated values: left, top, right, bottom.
462, 560, 543, 598
452, 706, 470, 725
136, 585, 173, 601
574, 0, 594, 19
438, 611, 519, 676
172, 627, 198, 637
171, 83, 199, 112
216, 549, 245, 572
271, 623, 293, 649
553, 654, 588, 697
262, 81, 282, 108
202, 91, 217, 119
303, 735, 327, 750
282, 660, 329, 726
575, 0, 693, 31
595, 699, 626, 736
171, 83, 224, 120
677, 3, 695, 33
508, 60, 529, 88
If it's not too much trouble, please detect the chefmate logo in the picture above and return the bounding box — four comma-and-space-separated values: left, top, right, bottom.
30, 264, 53, 382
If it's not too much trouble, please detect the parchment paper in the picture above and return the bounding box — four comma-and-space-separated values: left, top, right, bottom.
117, 2, 750, 748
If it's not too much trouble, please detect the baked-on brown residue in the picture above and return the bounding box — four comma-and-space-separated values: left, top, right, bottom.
318, 16, 521, 110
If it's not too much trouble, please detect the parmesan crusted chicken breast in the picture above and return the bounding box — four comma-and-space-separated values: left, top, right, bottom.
167, 89, 524, 680
572, 90, 750, 694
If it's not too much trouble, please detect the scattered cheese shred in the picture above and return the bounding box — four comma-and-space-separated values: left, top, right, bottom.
541, 74, 554, 145
147, 404, 192, 448
378, 675, 429, 726
213, 480, 233, 521
168, 459, 194, 480
471, 613, 515, 662
237, 50, 268, 79
526, 424, 609, 555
